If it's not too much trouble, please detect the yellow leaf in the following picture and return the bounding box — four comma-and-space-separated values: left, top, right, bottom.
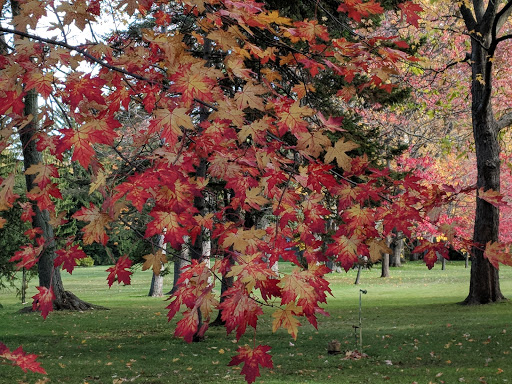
142, 251, 167, 275
367, 238, 392, 263
89, 168, 107, 195
272, 302, 302, 340
324, 138, 359, 170
245, 187, 269, 209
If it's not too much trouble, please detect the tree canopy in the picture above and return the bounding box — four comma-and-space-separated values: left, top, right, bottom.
2, 0, 512, 382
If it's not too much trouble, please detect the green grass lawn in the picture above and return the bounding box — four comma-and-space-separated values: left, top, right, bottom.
1, 261, 512, 384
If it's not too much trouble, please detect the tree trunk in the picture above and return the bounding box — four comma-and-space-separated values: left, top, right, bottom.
381, 235, 391, 278
148, 272, 164, 297
211, 191, 236, 327
354, 264, 363, 285
460, 6, 506, 303
390, 232, 403, 267
149, 235, 165, 297
20, 89, 100, 311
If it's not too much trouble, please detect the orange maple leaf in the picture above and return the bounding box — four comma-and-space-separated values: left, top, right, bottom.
25, 162, 59, 189
72, 203, 112, 245
367, 238, 392, 263
324, 138, 359, 170
276, 101, 314, 136
23, 71, 54, 99
170, 63, 220, 107
142, 251, 168, 275
271, 302, 302, 340
234, 82, 267, 110
0, 174, 20, 211
148, 107, 193, 146
484, 241, 512, 269
478, 187, 508, 207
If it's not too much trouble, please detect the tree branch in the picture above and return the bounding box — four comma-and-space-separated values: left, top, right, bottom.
496, 111, 512, 131
495, 0, 512, 34
460, 2, 477, 31
473, 0, 485, 22
0, 26, 158, 85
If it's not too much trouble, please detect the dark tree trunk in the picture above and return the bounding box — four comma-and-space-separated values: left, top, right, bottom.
354, 264, 363, 285
459, 3, 509, 304
211, 190, 237, 327
20, 89, 100, 311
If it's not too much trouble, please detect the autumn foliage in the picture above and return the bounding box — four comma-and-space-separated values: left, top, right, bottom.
1, 0, 511, 381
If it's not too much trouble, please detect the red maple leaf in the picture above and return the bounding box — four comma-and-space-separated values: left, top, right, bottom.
145, 210, 191, 249
114, 172, 157, 211
106, 255, 133, 287
54, 241, 87, 274
0, 342, 46, 374
72, 203, 112, 245
326, 233, 361, 271
0, 90, 25, 116
228, 344, 273, 384
413, 240, 449, 269
9, 238, 44, 270
477, 187, 508, 207
338, 0, 384, 22
32, 286, 55, 319
59, 114, 120, 168
64, 72, 106, 108
19, 201, 35, 222
317, 112, 345, 132
483, 241, 512, 269
219, 282, 263, 340
398, 2, 423, 28
174, 309, 199, 343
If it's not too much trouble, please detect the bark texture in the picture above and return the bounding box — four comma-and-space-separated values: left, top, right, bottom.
459, 1, 511, 304
20, 90, 102, 312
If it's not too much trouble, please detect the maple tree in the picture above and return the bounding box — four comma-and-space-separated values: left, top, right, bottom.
358, 0, 512, 302
2, 0, 511, 381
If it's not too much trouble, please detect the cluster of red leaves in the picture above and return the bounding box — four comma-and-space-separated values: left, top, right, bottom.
4, 1, 509, 383
0, 342, 46, 375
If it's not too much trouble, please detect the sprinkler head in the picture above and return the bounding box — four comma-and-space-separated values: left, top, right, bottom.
360, 289, 367, 294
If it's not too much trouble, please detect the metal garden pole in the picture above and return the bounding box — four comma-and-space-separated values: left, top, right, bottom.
359, 289, 367, 351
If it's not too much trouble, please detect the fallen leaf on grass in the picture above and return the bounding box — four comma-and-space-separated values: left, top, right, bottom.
342, 350, 368, 360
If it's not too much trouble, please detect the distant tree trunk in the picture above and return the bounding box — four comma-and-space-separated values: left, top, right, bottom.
409, 239, 420, 261
390, 232, 403, 267
381, 236, 391, 278
211, 191, 236, 327
459, 2, 510, 304
148, 235, 165, 297
190, 159, 207, 341
354, 264, 363, 285
168, 238, 190, 295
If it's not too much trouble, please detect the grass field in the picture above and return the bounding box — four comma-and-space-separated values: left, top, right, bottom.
1, 261, 512, 384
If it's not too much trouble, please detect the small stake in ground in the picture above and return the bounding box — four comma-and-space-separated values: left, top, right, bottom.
358, 289, 367, 351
